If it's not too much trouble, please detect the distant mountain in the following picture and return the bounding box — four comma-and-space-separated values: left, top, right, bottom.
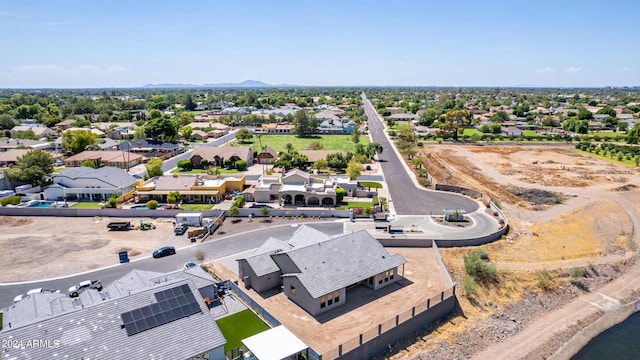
143, 80, 295, 88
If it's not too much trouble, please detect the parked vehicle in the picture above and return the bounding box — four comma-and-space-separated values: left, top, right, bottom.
140, 219, 156, 230
184, 262, 197, 269
13, 293, 29, 303
174, 222, 188, 235
153, 246, 176, 258
68, 280, 103, 297
107, 221, 133, 231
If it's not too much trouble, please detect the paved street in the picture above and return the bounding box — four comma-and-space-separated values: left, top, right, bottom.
0, 222, 343, 308
361, 93, 479, 215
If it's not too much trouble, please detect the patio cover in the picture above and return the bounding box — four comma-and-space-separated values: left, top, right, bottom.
241, 325, 308, 360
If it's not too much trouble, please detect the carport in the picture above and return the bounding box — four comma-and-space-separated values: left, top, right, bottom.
241, 325, 309, 360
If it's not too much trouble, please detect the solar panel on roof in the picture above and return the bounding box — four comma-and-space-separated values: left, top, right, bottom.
122, 284, 203, 337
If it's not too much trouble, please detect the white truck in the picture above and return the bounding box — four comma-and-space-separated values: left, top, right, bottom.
68, 280, 103, 297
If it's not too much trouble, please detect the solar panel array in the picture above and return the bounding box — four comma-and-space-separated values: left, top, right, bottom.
121, 284, 202, 336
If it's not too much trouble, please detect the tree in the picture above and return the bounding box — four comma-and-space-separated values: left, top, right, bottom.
145, 158, 163, 178
577, 108, 594, 120
346, 160, 362, 180
596, 107, 616, 117
235, 128, 253, 143
181, 126, 193, 140
144, 116, 179, 140
82, 159, 97, 168
177, 159, 193, 171
228, 206, 240, 217
312, 159, 328, 170
146, 200, 159, 210
0, 114, 15, 130
440, 110, 471, 140
235, 160, 248, 171
335, 187, 345, 203
61, 129, 98, 154
13, 150, 53, 186
167, 191, 181, 205
489, 110, 509, 123
183, 94, 197, 111
179, 112, 194, 126
293, 110, 318, 137
260, 207, 270, 217
195, 250, 206, 264
352, 130, 360, 144
326, 152, 348, 170
368, 142, 383, 159
14, 130, 38, 140
411, 157, 424, 169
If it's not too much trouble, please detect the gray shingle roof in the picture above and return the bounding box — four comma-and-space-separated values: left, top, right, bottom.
287, 225, 333, 248
242, 238, 292, 276
56, 166, 138, 189
0, 279, 225, 360
280, 231, 406, 298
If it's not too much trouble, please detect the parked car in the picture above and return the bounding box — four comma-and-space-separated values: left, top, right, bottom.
184, 262, 197, 269
153, 246, 176, 258
68, 280, 103, 297
174, 222, 188, 235
13, 293, 29, 303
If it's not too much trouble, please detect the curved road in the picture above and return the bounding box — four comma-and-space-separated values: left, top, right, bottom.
0, 222, 343, 308
361, 93, 479, 215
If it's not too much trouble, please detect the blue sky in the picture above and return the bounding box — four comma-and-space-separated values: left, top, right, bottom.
0, 0, 638, 88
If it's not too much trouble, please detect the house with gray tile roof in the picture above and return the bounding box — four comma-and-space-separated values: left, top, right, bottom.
237, 226, 406, 316
44, 166, 138, 202
0, 269, 226, 360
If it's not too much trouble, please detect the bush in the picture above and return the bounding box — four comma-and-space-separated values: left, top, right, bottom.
537, 270, 553, 291
195, 250, 206, 263
300, 213, 307, 218
146, 200, 159, 209
336, 187, 345, 203
228, 206, 240, 217
233, 195, 245, 208
571, 267, 586, 279
463, 249, 498, 284
235, 160, 247, 171
463, 276, 477, 297
177, 159, 193, 171
352, 207, 363, 215
1, 195, 21, 206
108, 197, 117, 208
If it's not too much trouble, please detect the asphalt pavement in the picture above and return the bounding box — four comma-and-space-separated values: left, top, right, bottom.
0, 222, 343, 309
361, 93, 479, 215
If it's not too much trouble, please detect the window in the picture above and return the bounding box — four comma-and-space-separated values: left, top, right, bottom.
320, 296, 326, 308
290, 285, 296, 295
334, 291, 340, 303
384, 271, 389, 282
378, 274, 383, 285
327, 292, 333, 305
390, 268, 395, 280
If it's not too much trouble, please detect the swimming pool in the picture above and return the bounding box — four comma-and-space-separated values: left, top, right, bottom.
131, 204, 165, 210
25, 201, 65, 208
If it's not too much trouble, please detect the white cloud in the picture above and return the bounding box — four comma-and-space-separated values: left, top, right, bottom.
564, 67, 582, 73
536, 67, 553, 73
622, 68, 630, 73
79, 64, 99, 71
103, 64, 130, 73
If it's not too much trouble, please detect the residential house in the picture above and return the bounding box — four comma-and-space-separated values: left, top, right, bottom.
0, 139, 53, 152
54, 119, 76, 131
385, 107, 405, 115
135, 174, 245, 203
10, 125, 56, 139
316, 111, 356, 134
191, 130, 209, 140
0, 268, 226, 360
387, 113, 419, 122
119, 139, 185, 160
256, 146, 278, 164
237, 226, 407, 316
253, 169, 357, 206
502, 126, 523, 137
252, 105, 300, 118
194, 113, 220, 122
189, 146, 253, 168
64, 150, 143, 169
62, 127, 105, 137
221, 107, 253, 115
260, 123, 295, 133
0, 149, 29, 167
44, 166, 137, 202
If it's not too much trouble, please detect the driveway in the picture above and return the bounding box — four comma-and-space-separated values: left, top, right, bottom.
361, 93, 479, 215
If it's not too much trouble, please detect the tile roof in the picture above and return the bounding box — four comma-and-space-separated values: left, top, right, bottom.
55, 166, 138, 188
278, 230, 406, 298
190, 146, 252, 162
243, 238, 292, 276
119, 139, 182, 151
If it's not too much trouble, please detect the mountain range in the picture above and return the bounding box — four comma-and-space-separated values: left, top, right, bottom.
142, 80, 295, 88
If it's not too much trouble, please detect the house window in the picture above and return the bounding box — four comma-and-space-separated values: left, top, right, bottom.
378, 274, 383, 285
334, 291, 340, 303
290, 285, 296, 295
320, 296, 326, 308
385, 271, 389, 282
327, 292, 333, 306
390, 269, 395, 280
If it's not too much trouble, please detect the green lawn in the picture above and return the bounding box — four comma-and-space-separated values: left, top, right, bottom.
216, 309, 270, 352
358, 181, 383, 189
235, 134, 369, 153
179, 204, 214, 211
523, 130, 538, 137
462, 128, 484, 136
337, 201, 373, 210
71, 202, 103, 209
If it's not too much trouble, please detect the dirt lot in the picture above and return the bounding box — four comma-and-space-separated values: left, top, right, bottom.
0, 216, 327, 283
396, 143, 640, 359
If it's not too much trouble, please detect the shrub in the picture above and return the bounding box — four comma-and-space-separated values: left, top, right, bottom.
553, 194, 566, 204
195, 250, 206, 263
364, 206, 374, 215
336, 187, 345, 203
463, 276, 477, 297
571, 267, 586, 279
108, 197, 117, 208
300, 213, 307, 218
228, 206, 240, 217
463, 249, 498, 284
259, 207, 270, 216
146, 200, 159, 209
352, 207, 363, 215
235, 160, 247, 171
233, 195, 245, 208
177, 159, 193, 171
537, 270, 553, 291
1, 195, 21, 206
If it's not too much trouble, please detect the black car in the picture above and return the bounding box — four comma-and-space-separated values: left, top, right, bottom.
153, 246, 176, 258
